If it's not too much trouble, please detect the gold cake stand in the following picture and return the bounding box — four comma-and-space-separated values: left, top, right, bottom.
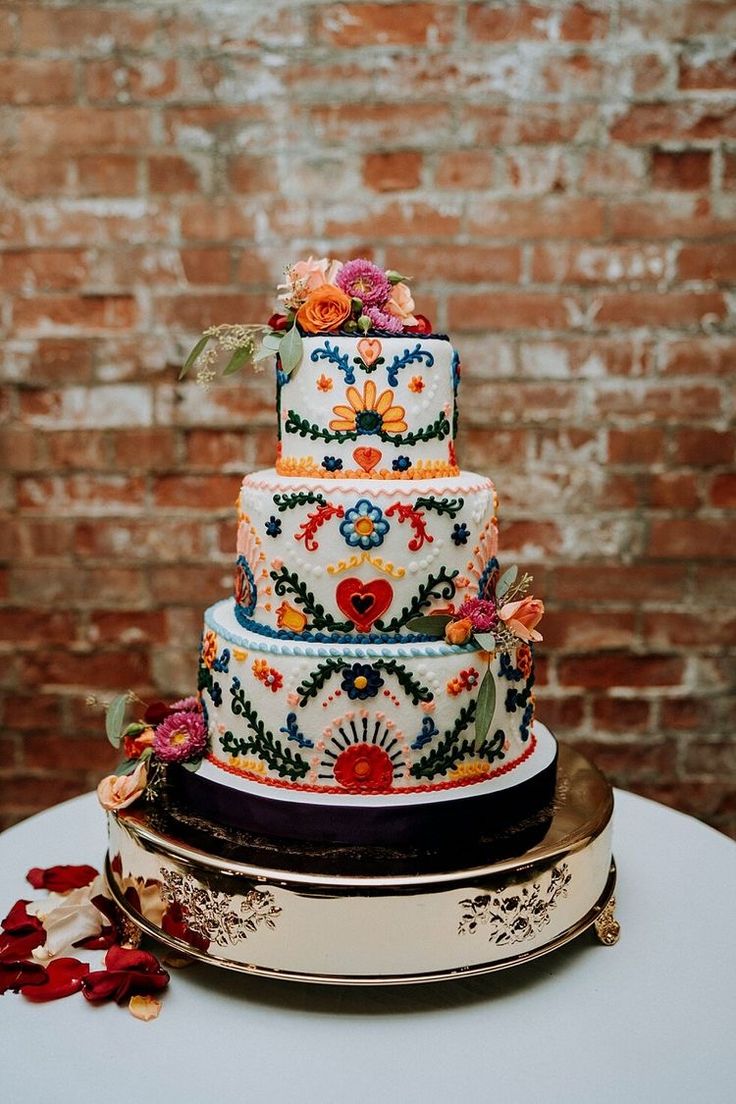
105, 744, 619, 985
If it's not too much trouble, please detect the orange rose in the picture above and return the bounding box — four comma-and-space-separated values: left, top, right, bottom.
498, 597, 544, 643
444, 617, 474, 645
296, 284, 352, 334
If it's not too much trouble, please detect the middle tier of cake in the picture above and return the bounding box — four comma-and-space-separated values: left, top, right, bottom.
235, 469, 498, 640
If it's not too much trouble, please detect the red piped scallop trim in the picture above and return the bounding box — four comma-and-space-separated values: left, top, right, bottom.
207, 732, 537, 796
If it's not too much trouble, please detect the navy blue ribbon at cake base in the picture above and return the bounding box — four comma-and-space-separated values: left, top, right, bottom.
170, 745, 558, 853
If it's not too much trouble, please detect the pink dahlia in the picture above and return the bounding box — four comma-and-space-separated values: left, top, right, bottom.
336, 259, 392, 309
169, 695, 200, 713
153, 710, 207, 763
457, 597, 498, 632
365, 305, 404, 333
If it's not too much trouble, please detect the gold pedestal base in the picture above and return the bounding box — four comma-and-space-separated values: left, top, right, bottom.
106, 744, 618, 985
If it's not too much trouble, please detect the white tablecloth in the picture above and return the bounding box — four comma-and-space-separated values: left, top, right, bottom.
1, 789, 734, 1104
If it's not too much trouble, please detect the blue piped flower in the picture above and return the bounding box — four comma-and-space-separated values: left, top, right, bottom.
392, 455, 412, 472
322, 456, 343, 472
339, 499, 389, 550
451, 522, 469, 545
265, 516, 282, 538
340, 663, 384, 700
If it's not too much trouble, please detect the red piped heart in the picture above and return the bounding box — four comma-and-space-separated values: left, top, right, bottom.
336, 578, 393, 633
353, 447, 382, 473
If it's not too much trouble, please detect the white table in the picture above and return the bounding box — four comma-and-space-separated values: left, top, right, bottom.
1, 790, 734, 1104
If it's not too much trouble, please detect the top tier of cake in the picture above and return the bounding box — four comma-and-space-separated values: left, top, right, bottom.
276, 333, 460, 480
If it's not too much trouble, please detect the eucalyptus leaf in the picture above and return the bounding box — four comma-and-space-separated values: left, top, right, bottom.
473, 633, 498, 652
114, 757, 140, 776
253, 344, 278, 363
496, 564, 518, 600
182, 757, 202, 773
222, 344, 253, 376
475, 668, 496, 745
406, 615, 453, 636
179, 334, 210, 380
261, 333, 284, 350
105, 694, 128, 749
278, 324, 303, 376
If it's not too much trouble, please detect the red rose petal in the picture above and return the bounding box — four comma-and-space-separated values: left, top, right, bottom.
0, 928, 45, 962
267, 313, 288, 331
26, 864, 99, 893
21, 957, 90, 1003
143, 701, 173, 725
82, 947, 170, 1005
1, 899, 44, 936
104, 944, 162, 974
74, 925, 117, 951
405, 314, 433, 335
0, 960, 47, 994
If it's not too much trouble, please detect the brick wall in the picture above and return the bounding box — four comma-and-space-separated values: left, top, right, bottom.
0, 0, 734, 835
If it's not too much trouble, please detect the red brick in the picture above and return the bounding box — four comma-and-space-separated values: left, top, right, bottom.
13, 295, 138, 333
0, 775, 89, 814
19, 8, 159, 50
537, 695, 586, 732
659, 338, 736, 377
154, 293, 270, 332
315, 4, 455, 46
679, 53, 736, 90
676, 243, 736, 282
17, 474, 146, 514
436, 152, 494, 189
153, 474, 242, 509
448, 292, 572, 331
579, 147, 647, 193
683, 741, 736, 776
673, 428, 735, 466
399, 244, 521, 284
325, 200, 461, 240
565, 737, 676, 783
643, 611, 736, 649
22, 734, 117, 773
651, 149, 711, 189
609, 428, 666, 463
0, 250, 90, 292
19, 108, 152, 150
466, 103, 596, 144
611, 195, 733, 239
467, 197, 605, 239
648, 519, 735, 559
85, 58, 178, 102
597, 384, 723, 421
148, 154, 201, 194
499, 520, 562, 557
363, 151, 423, 192
646, 473, 700, 510
48, 430, 108, 470
0, 59, 76, 105
113, 429, 178, 470
225, 156, 278, 195
553, 564, 687, 603
724, 151, 736, 189
611, 102, 736, 143
660, 697, 718, 733
185, 430, 247, 468
180, 249, 232, 286
19, 649, 151, 691
309, 103, 453, 148
593, 291, 726, 328
0, 428, 45, 472
0, 610, 76, 647
558, 654, 685, 688
592, 697, 652, 732
87, 610, 167, 646
149, 565, 230, 604
467, 3, 608, 42
75, 154, 139, 197
74, 519, 207, 561
544, 611, 637, 650
1, 694, 63, 734
532, 243, 668, 285
709, 473, 736, 507
0, 155, 70, 198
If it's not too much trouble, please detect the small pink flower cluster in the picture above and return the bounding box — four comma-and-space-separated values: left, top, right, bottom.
444, 595, 545, 647
275, 256, 432, 336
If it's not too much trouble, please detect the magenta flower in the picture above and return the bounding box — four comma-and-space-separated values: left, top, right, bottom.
457, 598, 498, 632
365, 305, 404, 333
336, 259, 392, 308
169, 695, 200, 713
153, 711, 207, 763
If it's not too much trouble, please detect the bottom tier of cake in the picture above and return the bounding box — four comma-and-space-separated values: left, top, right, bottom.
180, 597, 557, 847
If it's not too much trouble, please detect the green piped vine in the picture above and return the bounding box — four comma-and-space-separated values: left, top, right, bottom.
224, 682, 310, 780
270, 566, 354, 633
273, 491, 327, 512
410, 703, 477, 780
283, 410, 451, 448
414, 496, 464, 518
374, 566, 458, 633
295, 658, 433, 707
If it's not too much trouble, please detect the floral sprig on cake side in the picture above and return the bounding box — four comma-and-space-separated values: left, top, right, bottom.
179, 256, 433, 387
95, 692, 207, 813
407, 566, 544, 748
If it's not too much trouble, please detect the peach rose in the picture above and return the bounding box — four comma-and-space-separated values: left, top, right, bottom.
384, 282, 418, 326
444, 617, 474, 645
279, 257, 343, 307
498, 597, 545, 643
97, 760, 148, 812
296, 284, 352, 334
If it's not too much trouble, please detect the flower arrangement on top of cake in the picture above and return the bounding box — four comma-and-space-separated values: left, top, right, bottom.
179, 256, 433, 388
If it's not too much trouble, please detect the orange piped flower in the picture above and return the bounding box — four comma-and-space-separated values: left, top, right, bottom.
295, 284, 352, 334
408, 375, 424, 393
330, 380, 407, 436
316, 373, 333, 392
276, 601, 308, 633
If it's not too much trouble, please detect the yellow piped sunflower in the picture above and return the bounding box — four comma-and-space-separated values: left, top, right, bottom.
330, 380, 407, 436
